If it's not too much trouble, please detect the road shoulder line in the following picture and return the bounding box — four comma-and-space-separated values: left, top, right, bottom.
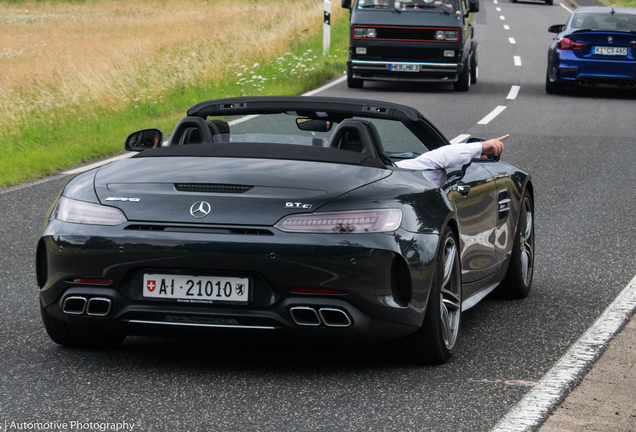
491, 274, 636, 432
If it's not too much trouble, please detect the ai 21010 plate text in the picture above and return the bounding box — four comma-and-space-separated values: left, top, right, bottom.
143, 274, 249, 302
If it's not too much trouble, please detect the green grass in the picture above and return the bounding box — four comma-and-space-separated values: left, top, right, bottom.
0, 13, 349, 188
599, 0, 636, 7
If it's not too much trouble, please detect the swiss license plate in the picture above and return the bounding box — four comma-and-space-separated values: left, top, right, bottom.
143, 273, 249, 303
390, 63, 419, 72
593, 46, 627, 56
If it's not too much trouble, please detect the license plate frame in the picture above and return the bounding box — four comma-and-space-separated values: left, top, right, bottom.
143, 273, 250, 303
592, 46, 628, 56
389, 63, 420, 72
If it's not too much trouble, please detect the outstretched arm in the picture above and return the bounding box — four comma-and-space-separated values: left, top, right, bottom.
395, 135, 509, 170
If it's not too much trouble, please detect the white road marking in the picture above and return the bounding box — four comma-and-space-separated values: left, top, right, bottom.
303, 75, 347, 96
500, 15, 506, 20
509, 37, 516, 44
560, 3, 574, 13
494, 0, 498, 3
63, 152, 136, 175
478, 106, 507, 125
231, 76, 346, 125
450, 134, 471, 144
496, 7, 501, 11
0, 176, 65, 196
514, 56, 522, 66
506, 86, 521, 100
227, 114, 260, 126
504, 24, 510, 30
492, 274, 636, 432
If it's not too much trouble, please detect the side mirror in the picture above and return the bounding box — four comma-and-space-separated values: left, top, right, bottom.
548, 24, 565, 34
467, 0, 479, 13
466, 137, 500, 161
125, 129, 163, 151
342, 0, 351, 9
296, 118, 333, 132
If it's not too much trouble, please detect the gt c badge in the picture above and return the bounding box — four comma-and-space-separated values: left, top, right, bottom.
286, 202, 312, 209
190, 201, 211, 218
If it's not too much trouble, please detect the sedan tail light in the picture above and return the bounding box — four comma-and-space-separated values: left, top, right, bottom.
557, 37, 586, 50
55, 196, 127, 225
275, 209, 402, 233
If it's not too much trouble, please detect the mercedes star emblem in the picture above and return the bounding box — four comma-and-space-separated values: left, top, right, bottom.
190, 201, 211, 218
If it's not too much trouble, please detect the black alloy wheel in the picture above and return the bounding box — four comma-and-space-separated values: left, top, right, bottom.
545, 70, 565, 94
470, 49, 478, 84
495, 192, 535, 299
384, 226, 462, 364
454, 59, 471, 91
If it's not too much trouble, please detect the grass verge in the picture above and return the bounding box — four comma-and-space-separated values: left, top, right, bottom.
0, 9, 349, 188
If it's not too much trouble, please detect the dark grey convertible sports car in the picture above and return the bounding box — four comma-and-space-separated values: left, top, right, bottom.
37, 96, 534, 364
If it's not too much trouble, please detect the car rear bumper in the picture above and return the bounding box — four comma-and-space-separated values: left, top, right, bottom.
37, 219, 439, 343
553, 51, 636, 88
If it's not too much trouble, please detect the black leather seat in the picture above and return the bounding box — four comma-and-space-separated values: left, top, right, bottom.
328, 119, 393, 166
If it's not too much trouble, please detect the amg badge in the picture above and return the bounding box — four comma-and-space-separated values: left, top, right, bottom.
106, 197, 140, 202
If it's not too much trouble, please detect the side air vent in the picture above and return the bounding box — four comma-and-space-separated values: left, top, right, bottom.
498, 190, 510, 221
175, 183, 253, 193
125, 225, 274, 236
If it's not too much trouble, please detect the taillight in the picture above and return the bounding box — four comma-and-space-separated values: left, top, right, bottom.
275, 209, 402, 233
557, 38, 586, 50
54, 196, 127, 225
68, 278, 113, 285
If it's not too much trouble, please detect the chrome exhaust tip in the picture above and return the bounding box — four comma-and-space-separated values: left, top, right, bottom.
319, 308, 352, 327
62, 296, 87, 315
86, 297, 112, 317
289, 306, 321, 326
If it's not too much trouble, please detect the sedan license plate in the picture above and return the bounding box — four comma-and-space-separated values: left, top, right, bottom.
143, 273, 249, 303
593, 46, 628, 56
390, 63, 419, 72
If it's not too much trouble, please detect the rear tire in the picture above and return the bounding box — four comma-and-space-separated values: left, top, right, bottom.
546, 0, 553, 5
494, 192, 534, 299
545, 70, 565, 94
347, 66, 363, 89
454, 60, 471, 91
41, 303, 125, 348
383, 227, 462, 364
470, 50, 478, 85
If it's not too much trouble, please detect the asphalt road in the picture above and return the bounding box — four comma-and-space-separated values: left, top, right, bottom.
1, 1, 636, 431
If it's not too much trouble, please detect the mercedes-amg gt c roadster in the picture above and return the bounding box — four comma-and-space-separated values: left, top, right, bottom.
37, 96, 534, 364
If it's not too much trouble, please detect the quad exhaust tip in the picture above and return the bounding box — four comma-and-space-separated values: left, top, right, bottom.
86, 297, 112, 317
289, 306, 352, 328
62, 296, 112, 317
319, 308, 352, 327
62, 296, 87, 315
289, 306, 321, 326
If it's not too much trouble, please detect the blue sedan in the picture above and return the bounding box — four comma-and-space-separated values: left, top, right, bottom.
546, 6, 636, 94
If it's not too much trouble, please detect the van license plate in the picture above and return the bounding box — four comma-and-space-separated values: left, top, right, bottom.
390, 63, 419, 72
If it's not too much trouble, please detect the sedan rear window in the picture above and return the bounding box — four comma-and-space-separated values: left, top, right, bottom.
572, 12, 636, 32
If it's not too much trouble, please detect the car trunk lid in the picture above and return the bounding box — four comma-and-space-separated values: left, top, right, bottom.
94, 157, 391, 226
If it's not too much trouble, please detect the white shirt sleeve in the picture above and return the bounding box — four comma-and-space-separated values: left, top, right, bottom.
394, 142, 483, 170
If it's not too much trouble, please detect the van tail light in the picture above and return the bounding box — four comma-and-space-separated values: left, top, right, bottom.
557, 38, 586, 50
